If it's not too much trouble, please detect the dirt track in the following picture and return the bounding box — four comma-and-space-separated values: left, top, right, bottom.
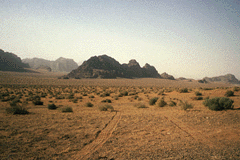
73, 111, 121, 160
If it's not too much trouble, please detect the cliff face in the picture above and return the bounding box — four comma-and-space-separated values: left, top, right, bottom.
0, 49, 30, 72
22, 57, 78, 72
65, 55, 166, 79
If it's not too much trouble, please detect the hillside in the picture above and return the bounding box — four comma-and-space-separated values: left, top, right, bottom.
65, 55, 173, 79
0, 49, 30, 72
23, 57, 78, 72
202, 74, 239, 84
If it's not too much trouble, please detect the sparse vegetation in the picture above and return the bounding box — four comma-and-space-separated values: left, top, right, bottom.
99, 104, 114, 111
180, 88, 188, 93
156, 98, 167, 107
169, 101, 177, 106
203, 97, 234, 111
179, 100, 193, 110
134, 103, 148, 108
224, 90, 234, 97
195, 91, 202, 96
61, 106, 73, 112
101, 99, 112, 103
85, 102, 93, 107
149, 97, 159, 105
48, 103, 57, 110
6, 104, 29, 114
191, 96, 203, 100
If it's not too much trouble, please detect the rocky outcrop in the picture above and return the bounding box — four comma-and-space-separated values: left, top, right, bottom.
0, 49, 30, 72
23, 57, 78, 72
64, 55, 165, 79
160, 72, 175, 80
202, 74, 239, 84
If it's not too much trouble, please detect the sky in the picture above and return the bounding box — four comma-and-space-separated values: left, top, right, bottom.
1, 0, 240, 79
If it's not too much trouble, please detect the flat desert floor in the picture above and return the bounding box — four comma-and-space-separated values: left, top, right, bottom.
0, 71, 240, 160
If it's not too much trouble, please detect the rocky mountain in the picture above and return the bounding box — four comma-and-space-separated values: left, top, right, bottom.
64, 55, 170, 79
202, 74, 239, 84
23, 57, 78, 72
160, 72, 175, 80
0, 49, 30, 72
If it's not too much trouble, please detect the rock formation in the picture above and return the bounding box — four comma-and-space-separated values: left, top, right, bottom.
64, 55, 166, 79
160, 72, 175, 80
23, 57, 78, 72
201, 74, 239, 84
0, 49, 30, 72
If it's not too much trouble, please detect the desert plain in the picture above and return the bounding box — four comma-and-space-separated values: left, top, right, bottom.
0, 71, 240, 160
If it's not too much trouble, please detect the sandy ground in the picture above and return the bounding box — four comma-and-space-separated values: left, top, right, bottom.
0, 71, 240, 159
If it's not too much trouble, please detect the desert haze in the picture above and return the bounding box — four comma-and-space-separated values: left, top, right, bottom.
0, 71, 240, 160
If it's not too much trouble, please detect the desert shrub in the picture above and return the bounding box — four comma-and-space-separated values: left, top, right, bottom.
156, 98, 167, 107
169, 101, 177, 106
72, 99, 78, 103
33, 100, 43, 105
6, 104, 29, 115
55, 95, 65, 99
203, 97, 234, 111
85, 102, 93, 107
33, 95, 41, 101
101, 99, 112, 103
233, 87, 239, 92
191, 96, 203, 100
195, 91, 202, 96
9, 97, 21, 107
89, 95, 95, 98
62, 106, 73, 112
100, 92, 110, 97
120, 91, 128, 96
149, 97, 159, 105
67, 93, 74, 99
133, 95, 139, 100
40, 93, 47, 97
48, 103, 57, 110
180, 101, 193, 110
82, 93, 88, 96
134, 103, 148, 108
128, 92, 137, 96
180, 88, 188, 93
224, 90, 234, 97
99, 105, 114, 111
202, 88, 213, 90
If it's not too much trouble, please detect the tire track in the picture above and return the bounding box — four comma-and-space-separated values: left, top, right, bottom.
163, 114, 215, 148
73, 111, 121, 160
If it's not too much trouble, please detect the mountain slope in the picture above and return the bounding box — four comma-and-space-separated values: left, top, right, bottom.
23, 57, 78, 72
202, 74, 239, 84
0, 49, 30, 72
65, 55, 166, 79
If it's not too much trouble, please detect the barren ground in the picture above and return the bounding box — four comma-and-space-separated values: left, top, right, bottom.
0, 71, 239, 160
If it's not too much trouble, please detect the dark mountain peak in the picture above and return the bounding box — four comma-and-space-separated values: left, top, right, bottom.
143, 63, 151, 68
65, 55, 163, 79
0, 49, 30, 72
128, 59, 141, 68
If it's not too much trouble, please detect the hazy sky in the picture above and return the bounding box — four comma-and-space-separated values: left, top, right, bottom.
1, 0, 240, 79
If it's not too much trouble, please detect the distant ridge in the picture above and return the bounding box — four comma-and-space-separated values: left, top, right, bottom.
64, 55, 174, 79
23, 57, 78, 72
0, 49, 30, 72
201, 74, 239, 84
